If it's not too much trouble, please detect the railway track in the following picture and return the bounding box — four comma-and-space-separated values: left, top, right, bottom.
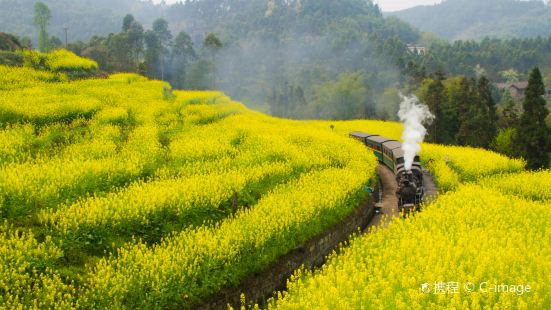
368, 164, 439, 230
202, 166, 438, 309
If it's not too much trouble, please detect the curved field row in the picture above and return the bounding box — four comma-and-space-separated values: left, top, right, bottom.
42, 163, 301, 259
0, 125, 162, 218
0, 78, 248, 219
413, 143, 526, 193
0, 65, 67, 90
82, 154, 377, 309
478, 170, 551, 202
306, 119, 403, 141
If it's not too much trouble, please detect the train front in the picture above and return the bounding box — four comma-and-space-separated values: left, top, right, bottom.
396, 170, 421, 215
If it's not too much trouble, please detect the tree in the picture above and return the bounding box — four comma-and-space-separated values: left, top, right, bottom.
311, 72, 372, 120
19, 36, 33, 50
0, 32, 23, 51
34, 1, 51, 52
491, 127, 518, 157
477, 76, 498, 147
122, 14, 135, 32
81, 36, 109, 70
106, 32, 133, 71
375, 87, 401, 121
267, 82, 309, 118
49, 35, 63, 49
122, 15, 144, 70
152, 18, 172, 80
171, 31, 196, 88
498, 90, 518, 128
473, 64, 486, 79
455, 77, 477, 145
419, 77, 448, 144
203, 33, 222, 87
144, 30, 161, 79
499, 69, 520, 83
186, 60, 212, 90
516, 66, 550, 169
441, 76, 465, 144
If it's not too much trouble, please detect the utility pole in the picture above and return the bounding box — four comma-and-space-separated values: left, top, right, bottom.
63, 27, 69, 49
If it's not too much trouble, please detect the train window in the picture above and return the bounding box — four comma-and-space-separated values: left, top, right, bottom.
396, 157, 405, 164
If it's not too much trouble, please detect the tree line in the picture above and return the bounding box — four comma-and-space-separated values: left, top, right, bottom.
67, 14, 222, 91
417, 67, 550, 169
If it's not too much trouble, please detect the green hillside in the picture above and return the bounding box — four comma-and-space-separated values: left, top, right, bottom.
390, 0, 551, 40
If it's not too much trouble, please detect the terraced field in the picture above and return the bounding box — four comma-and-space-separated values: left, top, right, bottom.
0, 57, 378, 308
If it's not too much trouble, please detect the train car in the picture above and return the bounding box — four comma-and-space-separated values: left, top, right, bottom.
381, 140, 402, 173
410, 159, 423, 188
350, 131, 425, 215
364, 135, 395, 162
349, 131, 377, 144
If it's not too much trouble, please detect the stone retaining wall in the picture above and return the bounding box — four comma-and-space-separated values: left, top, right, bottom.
197, 195, 375, 309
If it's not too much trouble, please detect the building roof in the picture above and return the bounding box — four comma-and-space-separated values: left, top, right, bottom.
495, 82, 528, 90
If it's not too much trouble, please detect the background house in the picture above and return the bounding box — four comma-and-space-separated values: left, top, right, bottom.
495, 81, 551, 99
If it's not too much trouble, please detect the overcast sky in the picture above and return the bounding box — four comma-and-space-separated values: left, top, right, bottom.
153, 0, 443, 12
374, 0, 442, 12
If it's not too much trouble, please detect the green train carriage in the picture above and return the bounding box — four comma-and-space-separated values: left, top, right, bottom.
349, 131, 425, 214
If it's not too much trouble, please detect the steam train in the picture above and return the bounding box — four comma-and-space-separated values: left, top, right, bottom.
350, 131, 424, 214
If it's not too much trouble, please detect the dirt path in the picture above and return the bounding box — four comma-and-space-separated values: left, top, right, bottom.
422, 168, 439, 203
367, 165, 399, 229
367, 165, 439, 230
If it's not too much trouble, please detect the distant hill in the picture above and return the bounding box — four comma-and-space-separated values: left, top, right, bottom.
0, 0, 160, 43
0, 0, 422, 120
389, 0, 551, 41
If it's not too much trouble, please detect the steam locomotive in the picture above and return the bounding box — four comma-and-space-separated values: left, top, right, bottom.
350, 131, 424, 214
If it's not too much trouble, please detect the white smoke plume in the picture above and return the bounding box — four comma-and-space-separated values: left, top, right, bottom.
397, 94, 434, 171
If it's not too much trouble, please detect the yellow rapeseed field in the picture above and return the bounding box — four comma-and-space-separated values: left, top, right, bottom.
0, 53, 546, 309
0, 59, 378, 308
267, 185, 551, 310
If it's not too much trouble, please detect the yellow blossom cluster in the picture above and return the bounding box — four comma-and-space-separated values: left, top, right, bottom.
418, 143, 525, 192
0, 227, 77, 309
0, 65, 67, 90
479, 169, 551, 202
22, 49, 98, 78
43, 49, 98, 73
